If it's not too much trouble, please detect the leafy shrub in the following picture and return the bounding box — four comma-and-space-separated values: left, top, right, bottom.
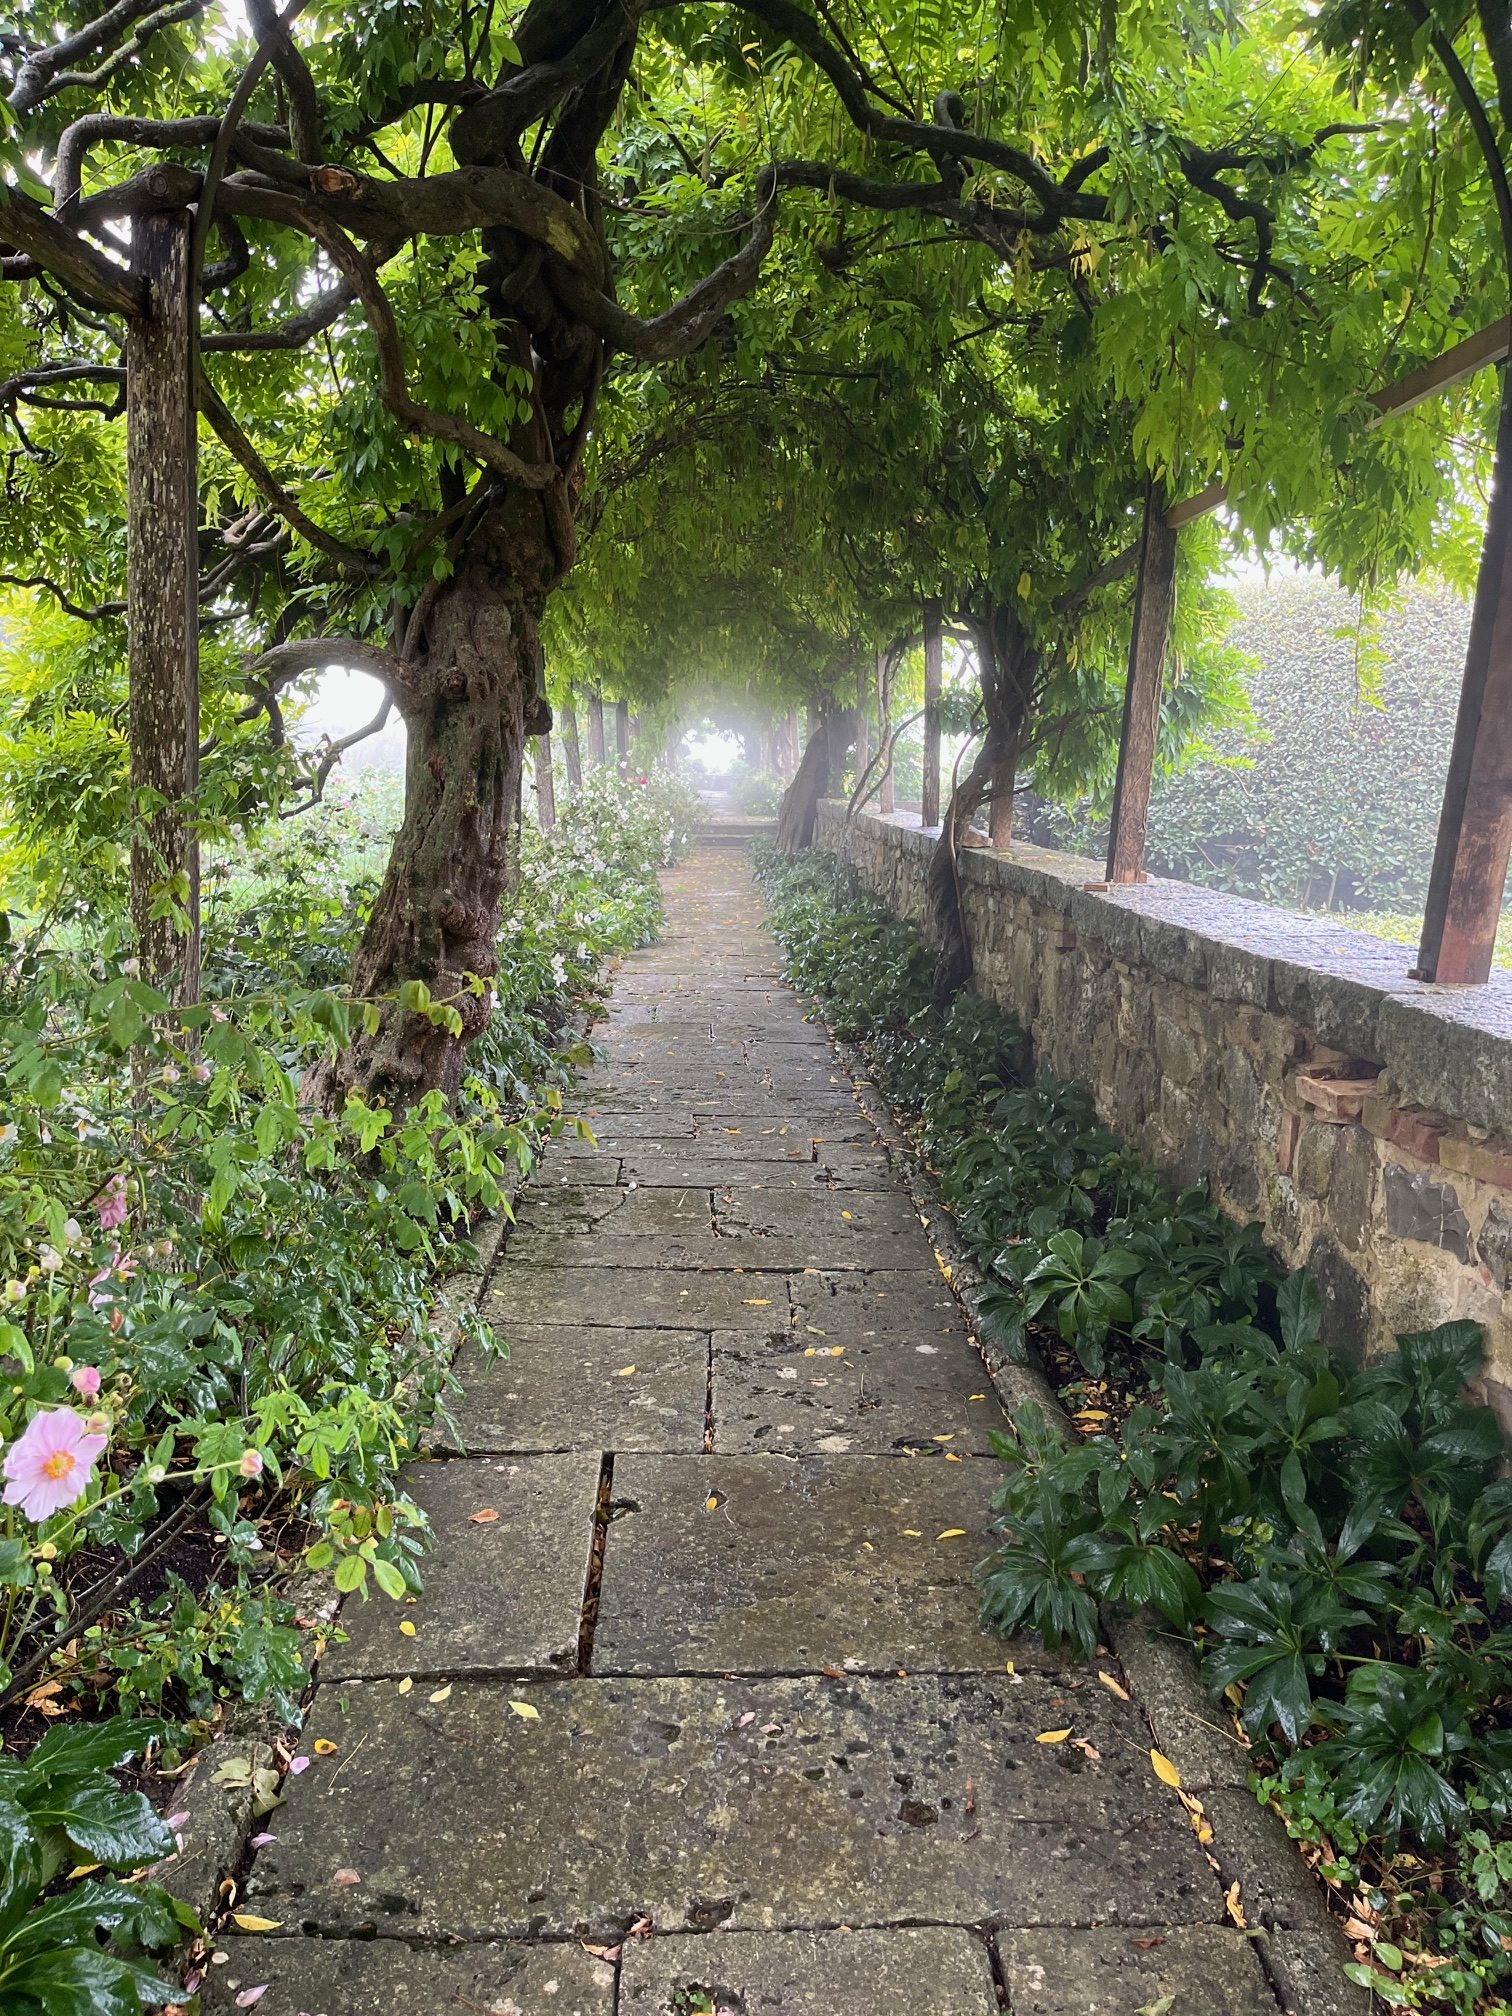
0, 1717, 193, 2013
0, 770, 695, 1732
755, 842, 1512, 2012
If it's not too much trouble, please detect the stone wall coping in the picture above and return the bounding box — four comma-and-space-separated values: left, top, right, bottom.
818, 802, 1512, 1138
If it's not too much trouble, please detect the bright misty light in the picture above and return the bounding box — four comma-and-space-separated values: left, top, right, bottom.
685, 730, 741, 774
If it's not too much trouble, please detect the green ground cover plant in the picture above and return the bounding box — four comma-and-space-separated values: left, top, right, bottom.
755, 843, 1512, 2013
0, 766, 696, 2008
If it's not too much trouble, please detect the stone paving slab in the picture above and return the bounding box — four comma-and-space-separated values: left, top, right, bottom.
618, 1926, 1000, 2013
623, 1150, 893, 1187
579, 1085, 865, 1116
714, 1185, 925, 1238
487, 1266, 793, 1329
325, 1455, 600, 1680
505, 1229, 931, 1273
593, 1454, 1020, 1674
203, 1934, 615, 2014
514, 1184, 714, 1235
999, 1924, 1277, 2015
712, 1327, 1005, 1454
584, 1130, 836, 1164
245, 1675, 1221, 1938
795, 1269, 961, 1332
602, 1018, 823, 1042
448, 1327, 709, 1453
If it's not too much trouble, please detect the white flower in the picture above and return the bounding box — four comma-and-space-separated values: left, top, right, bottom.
62, 1218, 83, 1249
38, 1246, 62, 1274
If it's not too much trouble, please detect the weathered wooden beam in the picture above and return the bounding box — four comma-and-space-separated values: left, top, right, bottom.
1165, 316, 1512, 531
0, 186, 143, 315
1416, 373, 1512, 984
127, 209, 199, 1001
1105, 483, 1179, 885
921, 599, 943, 828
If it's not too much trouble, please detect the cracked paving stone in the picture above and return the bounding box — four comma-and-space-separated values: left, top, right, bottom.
714, 1187, 925, 1239
487, 1266, 793, 1330
448, 1326, 709, 1453
325, 1455, 601, 1680
618, 1926, 1000, 2013
512, 1185, 715, 1236
592, 1453, 1035, 1674
621, 1151, 892, 1188
794, 1270, 962, 1332
556, 1131, 836, 1166
245, 1675, 1219, 1939
712, 1326, 1005, 1454
201, 1933, 614, 2014
999, 1924, 1278, 2015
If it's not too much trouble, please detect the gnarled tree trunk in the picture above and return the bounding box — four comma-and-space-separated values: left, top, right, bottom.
928, 606, 1036, 1004
775, 703, 856, 854
308, 495, 556, 1109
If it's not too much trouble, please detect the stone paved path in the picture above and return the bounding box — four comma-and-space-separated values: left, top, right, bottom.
212, 845, 1284, 2015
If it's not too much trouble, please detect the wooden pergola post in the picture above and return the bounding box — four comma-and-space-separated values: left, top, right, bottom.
1105, 482, 1179, 885
560, 703, 582, 791
586, 691, 607, 766
921, 600, 943, 827
1416, 376, 1512, 983
534, 732, 556, 828
877, 649, 895, 814
127, 209, 200, 1001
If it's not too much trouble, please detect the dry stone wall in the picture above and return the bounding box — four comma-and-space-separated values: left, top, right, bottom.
815, 802, 1512, 1428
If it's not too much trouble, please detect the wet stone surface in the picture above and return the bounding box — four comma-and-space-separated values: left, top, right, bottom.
593, 1453, 1024, 1674
245, 1674, 1219, 1939
618, 1926, 1000, 2013
999, 1923, 1278, 2015
252, 844, 1339, 2001
447, 1326, 709, 1454
324, 1455, 601, 1680
202, 1934, 614, 2014
712, 1326, 1006, 1454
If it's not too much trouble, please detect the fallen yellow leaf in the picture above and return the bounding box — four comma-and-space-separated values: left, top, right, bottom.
231, 1914, 282, 1933
1098, 1671, 1131, 1702
509, 1700, 540, 1721
399, 1620, 417, 1637
901, 1528, 922, 1537
428, 1684, 452, 1704
936, 1529, 966, 1541
616, 1365, 636, 1377
705, 1495, 721, 1512
312, 1739, 338, 1756
742, 1298, 772, 1307
1151, 1748, 1182, 1789
1037, 1728, 1072, 1744
397, 1677, 413, 1695
470, 1507, 499, 1523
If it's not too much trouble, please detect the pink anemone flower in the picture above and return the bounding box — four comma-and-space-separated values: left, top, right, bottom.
2, 1407, 108, 1522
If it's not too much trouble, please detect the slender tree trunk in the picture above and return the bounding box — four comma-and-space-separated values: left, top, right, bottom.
534, 731, 556, 829
561, 703, 582, 791
615, 698, 630, 772
307, 495, 555, 1109
784, 709, 799, 777
776, 706, 856, 854
587, 691, 607, 765
127, 208, 200, 1002
921, 599, 943, 828
853, 658, 871, 787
